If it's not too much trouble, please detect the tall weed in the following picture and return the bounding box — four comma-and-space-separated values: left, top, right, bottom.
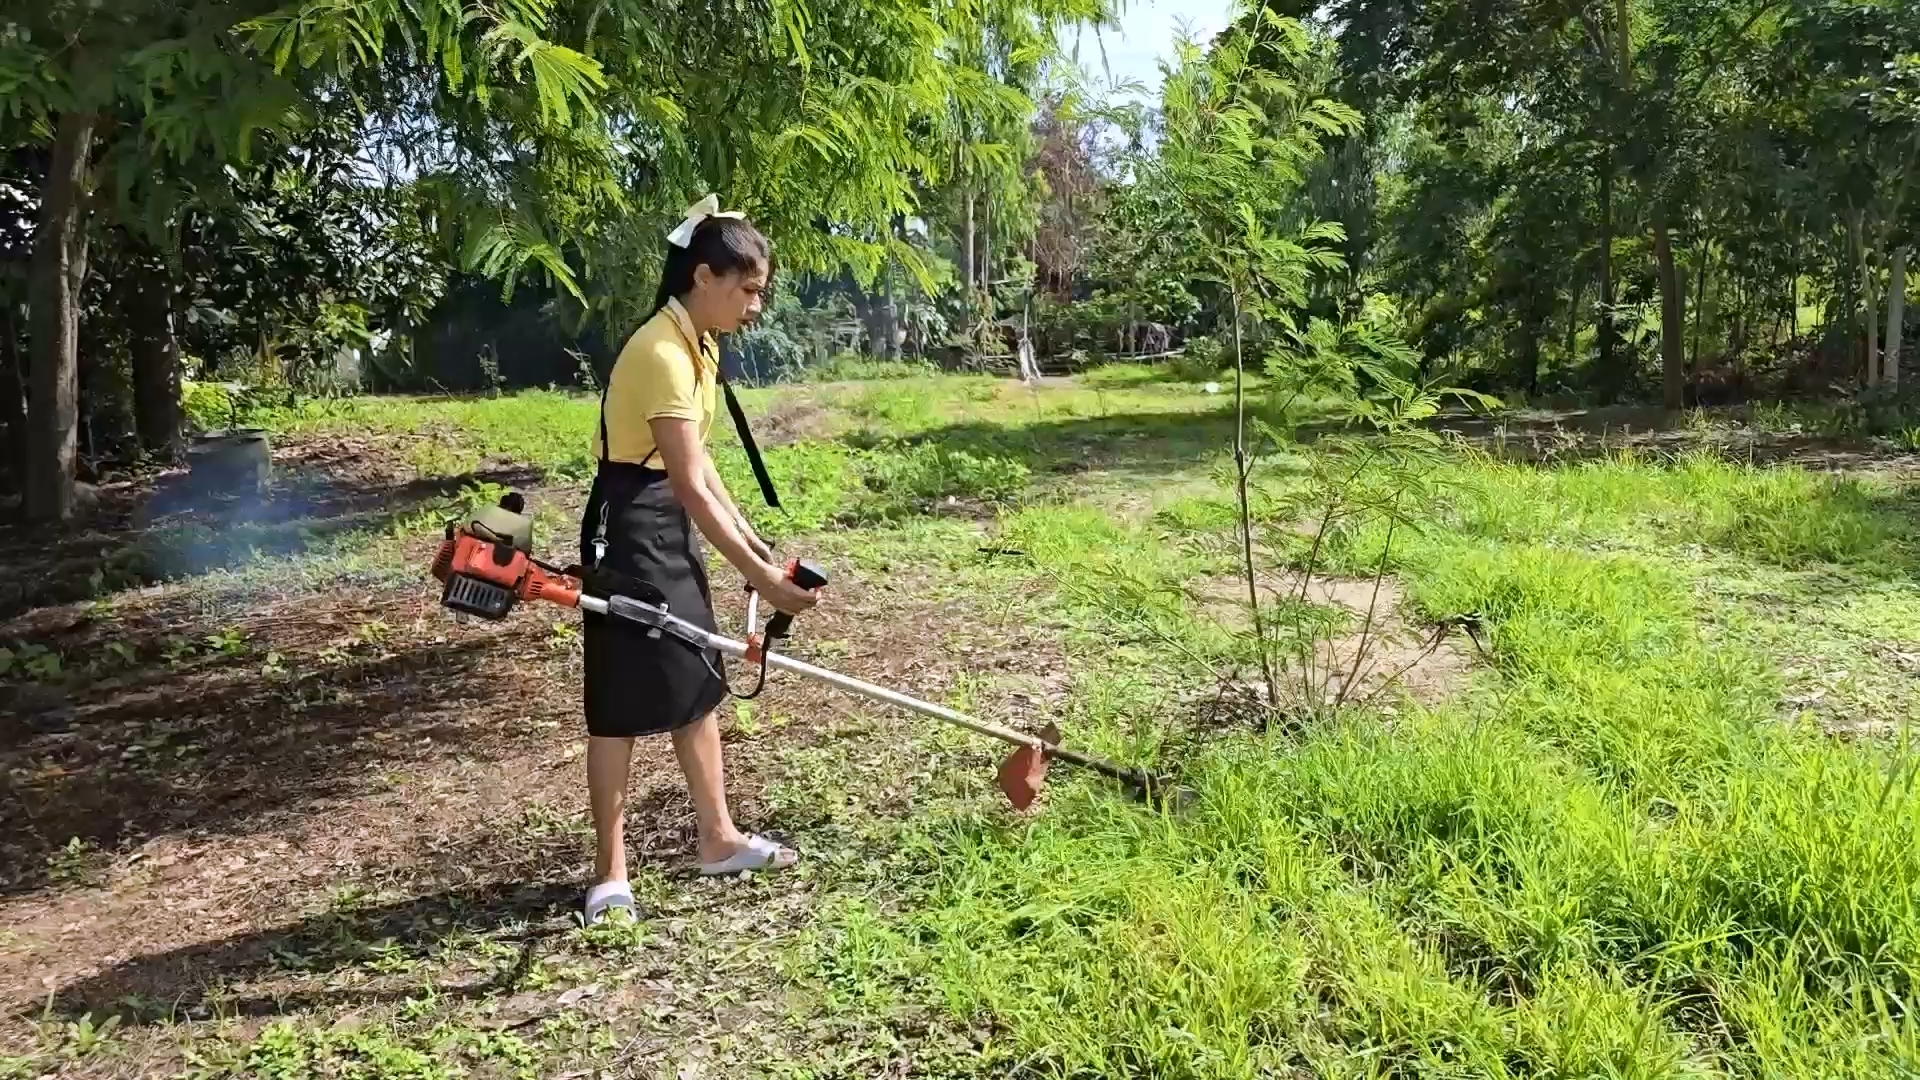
856, 451, 1920, 1077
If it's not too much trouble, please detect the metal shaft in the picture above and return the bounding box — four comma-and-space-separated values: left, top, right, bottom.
582, 593, 1047, 751
758, 647, 1050, 750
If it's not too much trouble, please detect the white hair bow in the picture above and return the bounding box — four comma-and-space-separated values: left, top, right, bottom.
667, 194, 746, 248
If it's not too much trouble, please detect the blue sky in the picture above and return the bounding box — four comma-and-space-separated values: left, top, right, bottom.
1070, 0, 1239, 103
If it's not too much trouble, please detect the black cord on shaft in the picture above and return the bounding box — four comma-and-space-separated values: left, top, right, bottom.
704, 631, 784, 701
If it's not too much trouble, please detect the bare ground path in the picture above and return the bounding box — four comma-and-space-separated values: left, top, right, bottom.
0, 438, 1072, 1077
10, 390, 1920, 1075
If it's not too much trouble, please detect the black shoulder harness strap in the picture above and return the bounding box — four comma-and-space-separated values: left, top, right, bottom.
596, 342, 781, 509
597, 382, 613, 466
719, 371, 781, 509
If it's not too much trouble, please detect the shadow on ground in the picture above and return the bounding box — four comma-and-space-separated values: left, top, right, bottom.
891, 401, 1920, 589
42, 880, 581, 1025
884, 399, 1918, 483
0, 460, 545, 621
892, 395, 1920, 487
0, 588, 574, 896
1420, 405, 1920, 473
887, 404, 1241, 479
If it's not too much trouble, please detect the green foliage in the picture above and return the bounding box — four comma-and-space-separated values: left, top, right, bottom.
21, 1011, 122, 1069
175, 116, 446, 386
801, 354, 941, 383
180, 380, 240, 432
44, 836, 103, 886
573, 906, 651, 956
1166, 335, 1227, 382
847, 437, 1920, 1078
1094, 3, 1423, 708
850, 442, 1032, 521
1293, 0, 1920, 396
188, 1021, 458, 1080
1123, 5, 1358, 322
4, 0, 1119, 449
0, 641, 63, 681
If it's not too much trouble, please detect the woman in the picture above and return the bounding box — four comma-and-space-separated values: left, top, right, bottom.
579, 196, 818, 924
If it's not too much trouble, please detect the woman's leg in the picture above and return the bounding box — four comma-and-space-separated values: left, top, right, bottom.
669, 711, 750, 863
587, 735, 635, 883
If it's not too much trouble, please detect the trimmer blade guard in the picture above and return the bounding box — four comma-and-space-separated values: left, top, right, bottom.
996, 722, 1061, 810
997, 745, 1047, 809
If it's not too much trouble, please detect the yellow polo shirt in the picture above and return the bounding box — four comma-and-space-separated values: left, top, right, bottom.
593, 298, 719, 466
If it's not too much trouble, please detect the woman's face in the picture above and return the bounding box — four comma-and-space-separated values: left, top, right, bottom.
689, 259, 769, 334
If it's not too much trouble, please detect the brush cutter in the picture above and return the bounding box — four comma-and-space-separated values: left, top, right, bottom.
430, 493, 1189, 810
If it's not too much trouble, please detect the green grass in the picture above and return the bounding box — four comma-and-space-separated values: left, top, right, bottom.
802, 436, 1920, 1078
178, 1018, 568, 1079
790, 353, 942, 382
201, 373, 1248, 566
65, 367, 1920, 1077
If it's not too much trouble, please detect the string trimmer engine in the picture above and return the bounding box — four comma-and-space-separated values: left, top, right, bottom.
429, 493, 580, 619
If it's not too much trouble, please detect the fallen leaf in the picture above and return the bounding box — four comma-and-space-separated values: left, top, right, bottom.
557, 983, 599, 1007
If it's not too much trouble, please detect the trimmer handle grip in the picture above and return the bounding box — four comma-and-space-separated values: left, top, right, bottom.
787, 559, 829, 591
765, 559, 828, 640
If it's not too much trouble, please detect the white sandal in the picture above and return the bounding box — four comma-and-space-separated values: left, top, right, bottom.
698, 834, 798, 877
584, 880, 635, 924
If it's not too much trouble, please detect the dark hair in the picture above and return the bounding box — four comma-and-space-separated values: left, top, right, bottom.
650, 215, 771, 318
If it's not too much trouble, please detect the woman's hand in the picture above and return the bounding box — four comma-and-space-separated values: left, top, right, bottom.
749, 562, 820, 615
739, 518, 774, 564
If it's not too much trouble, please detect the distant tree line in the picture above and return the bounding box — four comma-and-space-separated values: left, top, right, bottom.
1, 0, 1111, 521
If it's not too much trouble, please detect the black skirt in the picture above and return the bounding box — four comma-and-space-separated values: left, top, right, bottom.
579, 463, 728, 738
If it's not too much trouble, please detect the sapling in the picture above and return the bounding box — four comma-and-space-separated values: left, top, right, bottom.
1123, 5, 1357, 704
1112, 8, 1491, 711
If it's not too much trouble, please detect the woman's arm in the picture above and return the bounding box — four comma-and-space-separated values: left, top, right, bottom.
702, 455, 772, 563
652, 416, 814, 613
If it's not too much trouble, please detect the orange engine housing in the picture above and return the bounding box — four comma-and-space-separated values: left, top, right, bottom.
432, 531, 581, 618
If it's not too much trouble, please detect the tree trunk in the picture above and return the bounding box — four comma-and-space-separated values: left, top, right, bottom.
962, 192, 976, 302
1228, 288, 1277, 709
1520, 317, 1542, 398
1653, 214, 1685, 410
1689, 243, 1710, 374
1729, 281, 1747, 382
1850, 209, 1874, 385
1786, 222, 1801, 340
1888, 245, 1909, 389
842, 268, 887, 357
26, 111, 95, 524
0, 301, 24, 494
130, 253, 183, 462
879, 267, 899, 360
981, 200, 992, 295
861, 294, 887, 357
1614, 0, 1632, 77
1865, 238, 1880, 388
1565, 271, 1585, 367
1596, 155, 1618, 393
1599, 0, 1630, 399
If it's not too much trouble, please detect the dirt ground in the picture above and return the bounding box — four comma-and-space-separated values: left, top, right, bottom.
8, 399, 1916, 1075
0, 435, 1081, 1076
1191, 572, 1478, 715
1420, 404, 1920, 475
